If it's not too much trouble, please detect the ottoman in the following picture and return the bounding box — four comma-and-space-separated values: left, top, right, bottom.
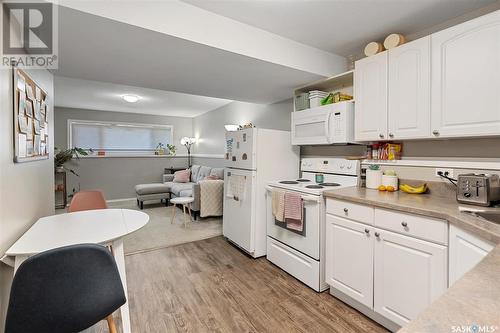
134, 183, 171, 209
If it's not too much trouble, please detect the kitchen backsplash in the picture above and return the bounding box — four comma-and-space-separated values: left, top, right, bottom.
301, 137, 500, 159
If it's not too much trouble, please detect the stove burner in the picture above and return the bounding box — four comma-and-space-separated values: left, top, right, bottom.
296, 179, 311, 182
279, 181, 299, 184
306, 185, 324, 189
319, 183, 341, 187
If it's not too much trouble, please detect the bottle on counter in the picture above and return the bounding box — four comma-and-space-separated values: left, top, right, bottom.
372, 143, 379, 160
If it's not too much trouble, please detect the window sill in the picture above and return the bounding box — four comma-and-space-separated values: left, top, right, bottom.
79, 153, 225, 159
81, 153, 187, 158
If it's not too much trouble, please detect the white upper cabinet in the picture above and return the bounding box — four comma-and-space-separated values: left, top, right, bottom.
431, 10, 500, 138
354, 52, 388, 141
388, 36, 431, 139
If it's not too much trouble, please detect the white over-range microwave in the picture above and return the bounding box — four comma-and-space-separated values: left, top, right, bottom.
291, 102, 355, 145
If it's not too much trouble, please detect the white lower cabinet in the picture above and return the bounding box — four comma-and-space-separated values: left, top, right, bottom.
325, 199, 450, 329
325, 215, 373, 307
448, 225, 494, 286
373, 228, 447, 326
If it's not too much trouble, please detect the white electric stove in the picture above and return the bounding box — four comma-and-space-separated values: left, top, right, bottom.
265, 158, 360, 291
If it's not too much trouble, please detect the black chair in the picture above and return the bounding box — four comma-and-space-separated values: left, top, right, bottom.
5, 244, 126, 333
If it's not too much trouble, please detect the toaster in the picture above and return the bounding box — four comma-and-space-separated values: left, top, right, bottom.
456, 173, 500, 206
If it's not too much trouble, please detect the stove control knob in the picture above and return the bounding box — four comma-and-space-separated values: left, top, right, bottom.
347, 164, 352, 169
340, 164, 345, 169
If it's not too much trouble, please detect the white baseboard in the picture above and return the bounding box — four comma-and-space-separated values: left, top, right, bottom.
106, 197, 136, 203
192, 154, 225, 159
329, 287, 400, 332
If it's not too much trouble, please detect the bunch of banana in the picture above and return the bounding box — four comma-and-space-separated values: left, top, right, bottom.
399, 183, 428, 194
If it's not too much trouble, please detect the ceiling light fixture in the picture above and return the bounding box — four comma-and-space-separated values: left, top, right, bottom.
122, 94, 140, 103
224, 124, 239, 131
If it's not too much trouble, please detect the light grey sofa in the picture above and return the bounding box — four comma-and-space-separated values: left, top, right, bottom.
162, 165, 224, 219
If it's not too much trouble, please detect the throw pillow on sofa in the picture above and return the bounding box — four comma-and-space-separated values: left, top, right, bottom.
173, 169, 191, 183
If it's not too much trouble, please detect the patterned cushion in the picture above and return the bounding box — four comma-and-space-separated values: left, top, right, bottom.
173, 169, 190, 183
190, 165, 201, 182
210, 168, 224, 180
196, 166, 211, 182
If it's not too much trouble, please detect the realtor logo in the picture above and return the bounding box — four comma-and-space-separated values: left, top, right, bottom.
1, 0, 58, 68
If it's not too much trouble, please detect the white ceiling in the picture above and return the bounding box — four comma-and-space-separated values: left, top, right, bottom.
54, 77, 233, 117
53, 4, 333, 105
52, 0, 499, 116
183, 0, 498, 56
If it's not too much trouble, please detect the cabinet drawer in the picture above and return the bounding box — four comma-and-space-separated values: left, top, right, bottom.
374, 208, 448, 245
326, 199, 374, 225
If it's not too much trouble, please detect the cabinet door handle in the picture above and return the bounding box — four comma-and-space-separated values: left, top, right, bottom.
432, 130, 439, 136
401, 221, 408, 227
389, 133, 394, 138
364, 228, 370, 234
374, 232, 380, 238
379, 133, 385, 139
343, 208, 349, 214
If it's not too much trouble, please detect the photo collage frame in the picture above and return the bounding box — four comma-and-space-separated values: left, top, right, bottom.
13, 68, 50, 163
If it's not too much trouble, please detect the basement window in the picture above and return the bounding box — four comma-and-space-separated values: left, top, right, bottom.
68, 119, 173, 156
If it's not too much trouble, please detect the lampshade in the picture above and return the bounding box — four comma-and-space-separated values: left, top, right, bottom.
180, 137, 196, 145
224, 124, 239, 132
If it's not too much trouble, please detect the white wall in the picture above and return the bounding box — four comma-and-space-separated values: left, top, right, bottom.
0, 68, 55, 329
192, 99, 292, 167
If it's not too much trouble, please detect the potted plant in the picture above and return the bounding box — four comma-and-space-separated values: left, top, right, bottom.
155, 143, 166, 155
167, 144, 176, 156
54, 147, 90, 176
366, 164, 383, 189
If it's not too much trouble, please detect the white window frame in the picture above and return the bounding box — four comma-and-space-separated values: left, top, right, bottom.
67, 119, 174, 157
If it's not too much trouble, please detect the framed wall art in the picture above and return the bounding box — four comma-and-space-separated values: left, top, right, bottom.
13, 68, 50, 163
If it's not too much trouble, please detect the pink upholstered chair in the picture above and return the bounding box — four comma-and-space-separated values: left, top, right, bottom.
68, 190, 108, 213
67, 190, 115, 330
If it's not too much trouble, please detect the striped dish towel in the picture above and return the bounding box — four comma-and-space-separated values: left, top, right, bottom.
284, 192, 303, 232
272, 189, 285, 222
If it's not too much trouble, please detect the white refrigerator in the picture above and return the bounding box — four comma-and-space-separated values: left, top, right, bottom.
223, 128, 299, 258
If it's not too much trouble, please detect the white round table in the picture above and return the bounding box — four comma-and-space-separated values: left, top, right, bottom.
2, 208, 149, 333
170, 197, 194, 227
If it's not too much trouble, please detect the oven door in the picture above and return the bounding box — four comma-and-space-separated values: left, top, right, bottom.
265, 187, 321, 260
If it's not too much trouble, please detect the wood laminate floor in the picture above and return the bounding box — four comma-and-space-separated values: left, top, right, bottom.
97, 236, 388, 333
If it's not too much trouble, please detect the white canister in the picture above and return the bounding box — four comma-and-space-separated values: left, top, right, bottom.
382, 175, 399, 190
366, 169, 383, 189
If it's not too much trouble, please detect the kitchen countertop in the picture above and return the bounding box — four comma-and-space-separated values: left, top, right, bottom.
323, 187, 500, 333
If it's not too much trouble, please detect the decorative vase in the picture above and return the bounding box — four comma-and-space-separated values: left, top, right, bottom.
55, 166, 65, 173
366, 169, 383, 189
382, 175, 399, 190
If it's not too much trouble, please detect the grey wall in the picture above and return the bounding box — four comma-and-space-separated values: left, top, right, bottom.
0, 68, 55, 328
54, 107, 193, 200
301, 137, 500, 159
192, 99, 292, 167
